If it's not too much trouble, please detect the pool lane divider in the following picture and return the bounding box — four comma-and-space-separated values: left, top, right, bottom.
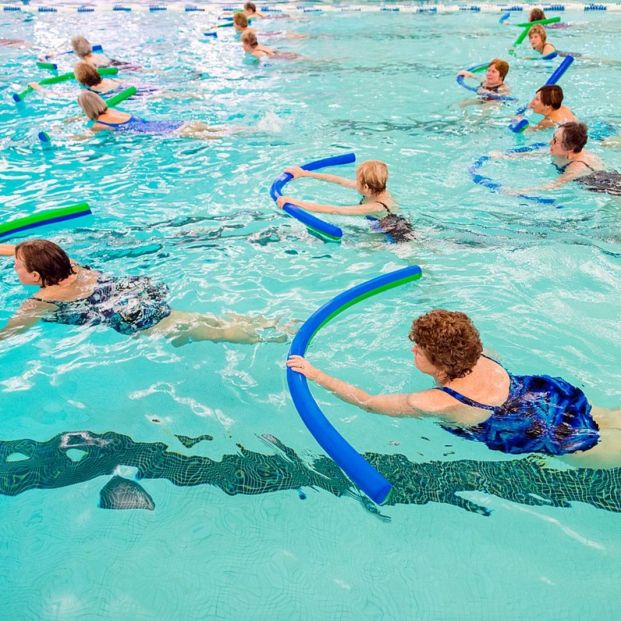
12, 66, 119, 102
469, 143, 559, 207
287, 265, 423, 505
509, 55, 574, 132
270, 153, 355, 242
0, 203, 92, 239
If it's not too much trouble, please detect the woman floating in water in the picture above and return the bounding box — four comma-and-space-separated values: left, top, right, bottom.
70, 35, 140, 71
276, 159, 415, 242
287, 309, 621, 468
242, 2, 265, 19
501, 122, 621, 194
241, 31, 299, 60
457, 58, 511, 100
233, 13, 256, 37
0, 240, 290, 345
528, 25, 556, 57
524, 85, 577, 131
77, 91, 229, 139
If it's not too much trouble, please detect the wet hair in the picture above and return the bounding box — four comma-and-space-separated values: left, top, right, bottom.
536, 84, 563, 110
74, 61, 102, 87
559, 122, 588, 153
241, 31, 258, 48
529, 8, 546, 21
409, 309, 483, 382
489, 58, 509, 80
77, 90, 108, 120
234, 13, 248, 28
356, 160, 388, 194
528, 24, 547, 43
71, 35, 92, 58
244, 2, 257, 13
15, 240, 74, 287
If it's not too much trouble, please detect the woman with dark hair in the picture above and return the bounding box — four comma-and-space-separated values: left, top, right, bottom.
287, 309, 621, 467
0, 239, 290, 345
497, 122, 621, 194
526, 84, 577, 130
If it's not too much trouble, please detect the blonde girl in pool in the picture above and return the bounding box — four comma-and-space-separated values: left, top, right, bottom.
276, 159, 414, 242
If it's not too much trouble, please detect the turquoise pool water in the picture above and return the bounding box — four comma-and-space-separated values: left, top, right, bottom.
1, 5, 620, 620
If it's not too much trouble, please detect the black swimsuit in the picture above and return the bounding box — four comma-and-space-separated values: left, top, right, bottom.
557, 160, 621, 196
363, 200, 415, 243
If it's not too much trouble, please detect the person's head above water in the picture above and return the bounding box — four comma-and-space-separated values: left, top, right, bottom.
77, 90, 108, 120
529, 7, 546, 21
487, 58, 509, 83
551, 122, 588, 156
243, 2, 257, 15
530, 84, 564, 113
14, 239, 74, 287
355, 160, 388, 196
233, 12, 249, 30
408, 309, 483, 382
74, 61, 103, 87
528, 25, 548, 50
71, 35, 93, 59
241, 30, 258, 51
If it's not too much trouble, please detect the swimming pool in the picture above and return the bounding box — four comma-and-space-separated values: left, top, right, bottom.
1, 3, 620, 620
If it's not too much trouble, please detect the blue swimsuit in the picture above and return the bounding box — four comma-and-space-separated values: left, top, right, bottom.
434, 359, 599, 456
96, 116, 183, 134
36, 272, 171, 335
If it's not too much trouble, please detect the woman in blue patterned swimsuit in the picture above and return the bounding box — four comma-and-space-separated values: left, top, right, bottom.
0, 240, 290, 345
77, 91, 233, 139
287, 309, 621, 467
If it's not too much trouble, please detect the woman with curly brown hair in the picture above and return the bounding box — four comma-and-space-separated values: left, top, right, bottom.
287, 309, 621, 467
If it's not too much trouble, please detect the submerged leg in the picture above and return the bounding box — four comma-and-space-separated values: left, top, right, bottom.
148, 310, 291, 346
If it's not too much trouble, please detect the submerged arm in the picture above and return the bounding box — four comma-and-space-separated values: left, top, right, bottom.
277, 196, 383, 216
0, 299, 53, 341
286, 355, 434, 417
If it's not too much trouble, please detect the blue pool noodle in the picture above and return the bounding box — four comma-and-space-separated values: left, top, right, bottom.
509, 56, 574, 132
469, 143, 557, 206
270, 153, 357, 241
287, 265, 423, 505
499, 11, 511, 23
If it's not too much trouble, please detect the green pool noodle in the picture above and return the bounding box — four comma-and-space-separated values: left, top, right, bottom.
0, 203, 92, 239
104, 85, 137, 107
515, 16, 561, 29
513, 17, 561, 47
36, 61, 58, 71
13, 67, 119, 102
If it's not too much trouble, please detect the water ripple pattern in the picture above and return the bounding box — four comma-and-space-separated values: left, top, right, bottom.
1, 7, 620, 621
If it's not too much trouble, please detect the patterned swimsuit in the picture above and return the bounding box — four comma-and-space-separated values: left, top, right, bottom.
434, 357, 599, 456
36, 271, 171, 335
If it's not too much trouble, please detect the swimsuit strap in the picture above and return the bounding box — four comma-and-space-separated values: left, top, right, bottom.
376, 200, 391, 214
432, 353, 508, 411
433, 386, 497, 411
569, 159, 597, 172
359, 197, 392, 214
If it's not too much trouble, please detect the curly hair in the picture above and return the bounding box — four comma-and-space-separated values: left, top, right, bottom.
409, 309, 483, 381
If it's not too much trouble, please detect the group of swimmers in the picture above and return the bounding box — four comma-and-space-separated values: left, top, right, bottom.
3, 6, 620, 474
458, 7, 621, 194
